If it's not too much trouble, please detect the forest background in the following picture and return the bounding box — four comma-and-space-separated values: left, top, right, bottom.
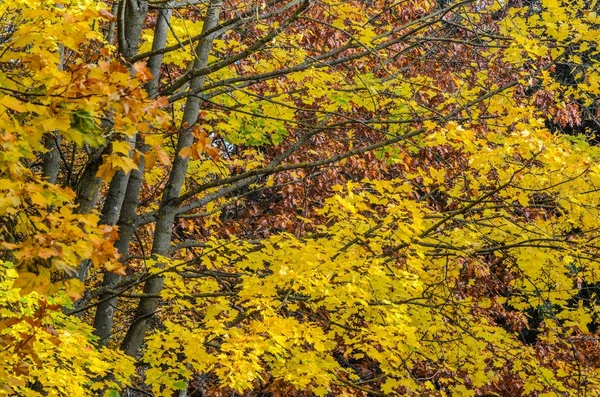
2, 0, 600, 395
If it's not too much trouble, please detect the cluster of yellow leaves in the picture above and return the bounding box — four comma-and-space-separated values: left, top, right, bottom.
0, 261, 135, 396
0, 2, 165, 394
138, 116, 600, 395
0, 131, 123, 297
126, 1, 600, 394
0, 0, 151, 292
0, 0, 172, 273
6, 0, 600, 395
500, 0, 600, 118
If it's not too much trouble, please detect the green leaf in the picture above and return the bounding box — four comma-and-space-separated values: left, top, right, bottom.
173, 381, 188, 390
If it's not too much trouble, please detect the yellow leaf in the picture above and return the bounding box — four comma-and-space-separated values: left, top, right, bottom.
12, 270, 52, 295
2, 96, 27, 112
63, 278, 85, 301
112, 140, 132, 155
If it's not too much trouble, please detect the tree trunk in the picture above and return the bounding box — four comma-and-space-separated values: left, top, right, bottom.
146, 6, 173, 98
41, 14, 64, 184
121, 0, 223, 357
92, 2, 172, 344
77, 166, 132, 282
93, 142, 145, 344
74, 145, 106, 213
118, 0, 148, 60
74, 0, 147, 270
41, 133, 61, 184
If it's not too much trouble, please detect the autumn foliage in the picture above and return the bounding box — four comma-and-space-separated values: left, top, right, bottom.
3, 0, 600, 395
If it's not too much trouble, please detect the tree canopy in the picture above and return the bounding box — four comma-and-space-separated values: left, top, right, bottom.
3, 0, 600, 395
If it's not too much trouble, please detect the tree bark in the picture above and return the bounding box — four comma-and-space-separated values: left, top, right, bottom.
74, 145, 107, 213
77, 166, 132, 282
121, 0, 223, 357
92, 1, 173, 344
41, 133, 61, 184
106, 1, 119, 45
118, 0, 149, 60
74, 0, 148, 284
41, 13, 64, 184
93, 141, 145, 345
146, 6, 172, 98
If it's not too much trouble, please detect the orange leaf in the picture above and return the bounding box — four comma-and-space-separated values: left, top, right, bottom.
154, 96, 169, 108
133, 61, 153, 82
99, 9, 117, 21
204, 145, 220, 161
156, 147, 171, 166
180, 146, 192, 159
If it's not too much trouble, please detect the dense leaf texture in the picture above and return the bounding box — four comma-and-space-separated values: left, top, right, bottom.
3, 0, 600, 395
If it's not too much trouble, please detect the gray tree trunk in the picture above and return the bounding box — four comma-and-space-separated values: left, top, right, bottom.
75, 0, 148, 278
146, 6, 173, 98
77, 166, 132, 282
41, 133, 61, 184
106, 1, 119, 45
118, 0, 149, 60
75, 145, 106, 213
93, 142, 145, 344
41, 43, 64, 184
121, 0, 223, 357
92, 3, 172, 343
